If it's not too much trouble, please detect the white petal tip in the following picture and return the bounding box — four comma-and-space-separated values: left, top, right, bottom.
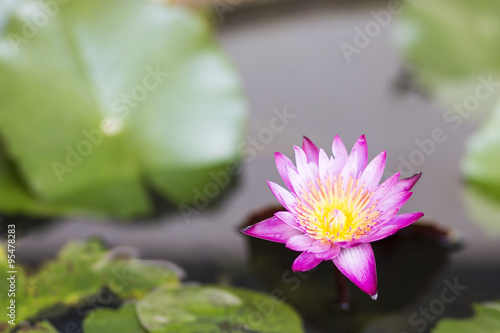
370, 293, 378, 300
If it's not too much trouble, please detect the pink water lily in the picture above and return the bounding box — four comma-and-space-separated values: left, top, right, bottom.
240, 135, 423, 299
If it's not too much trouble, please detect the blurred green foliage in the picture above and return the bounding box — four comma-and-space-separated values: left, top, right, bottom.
135, 286, 304, 333
0, 0, 247, 218
462, 103, 500, 199
395, 0, 500, 108
461, 102, 500, 236
433, 301, 500, 333
0, 239, 304, 333
0, 239, 182, 326
462, 186, 500, 237
83, 304, 145, 333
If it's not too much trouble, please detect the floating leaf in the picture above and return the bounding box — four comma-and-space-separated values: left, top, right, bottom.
433, 301, 500, 333
93, 246, 182, 299
19, 240, 108, 321
0, 0, 246, 218
82, 303, 145, 333
461, 101, 500, 235
462, 186, 500, 237
137, 287, 242, 331
394, 0, 500, 107
0, 152, 68, 216
0, 239, 182, 326
462, 101, 500, 193
137, 286, 304, 333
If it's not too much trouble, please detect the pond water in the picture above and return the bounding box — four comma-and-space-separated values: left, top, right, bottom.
7, 1, 500, 332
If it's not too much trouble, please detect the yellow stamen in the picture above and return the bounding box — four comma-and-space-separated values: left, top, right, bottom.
295, 175, 380, 243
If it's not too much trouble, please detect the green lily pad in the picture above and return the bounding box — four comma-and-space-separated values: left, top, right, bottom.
0, 0, 246, 218
137, 286, 304, 333
433, 301, 500, 333
82, 303, 145, 333
394, 0, 500, 107
20, 240, 108, 321
93, 247, 181, 299
462, 186, 500, 237
461, 101, 500, 235
0, 239, 182, 325
0, 151, 61, 216
462, 101, 500, 189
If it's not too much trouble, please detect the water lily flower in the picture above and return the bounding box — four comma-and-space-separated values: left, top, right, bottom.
240, 135, 423, 299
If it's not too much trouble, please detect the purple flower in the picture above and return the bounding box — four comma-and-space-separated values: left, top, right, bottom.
240, 135, 423, 299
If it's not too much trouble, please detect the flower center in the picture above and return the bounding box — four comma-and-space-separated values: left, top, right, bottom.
294, 175, 380, 243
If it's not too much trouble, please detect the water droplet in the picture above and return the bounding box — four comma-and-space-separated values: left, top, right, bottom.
274, 233, 281, 238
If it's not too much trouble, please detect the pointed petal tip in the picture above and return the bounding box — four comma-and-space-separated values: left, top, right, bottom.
239, 217, 303, 243
409, 172, 422, 180
370, 292, 378, 301
332, 243, 377, 298
293, 145, 305, 154
301, 137, 320, 164
239, 226, 251, 234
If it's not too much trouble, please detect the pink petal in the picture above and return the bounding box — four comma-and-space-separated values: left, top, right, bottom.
350, 135, 368, 173
286, 235, 315, 251
240, 216, 303, 243
302, 136, 320, 165
387, 173, 422, 197
341, 135, 368, 180
267, 181, 297, 212
332, 243, 377, 298
315, 244, 341, 260
376, 208, 400, 224
294, 146, 309, 175
332, 135, 348, 172
371, 172, 401, 202
275, 211, 301, 230
274, 152, 297, 193
294, 146, 318, 181
318, 149, 333, 182
361, 212, 424, 242
376, 191, 413, 212
358, 151, 386, 191
310, 240, 332, 253
292, 251, 323, 272
287, 169, 308, 196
